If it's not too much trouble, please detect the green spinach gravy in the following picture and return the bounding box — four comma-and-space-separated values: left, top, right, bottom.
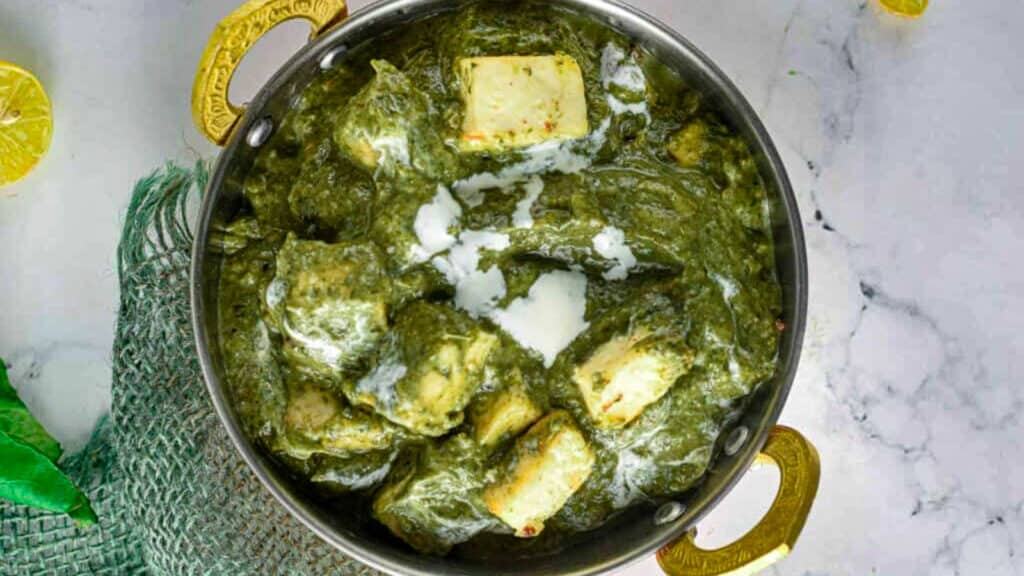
215, 1, 782, 557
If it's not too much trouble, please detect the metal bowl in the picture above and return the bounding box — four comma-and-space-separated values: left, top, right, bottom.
189, 1, 814, 575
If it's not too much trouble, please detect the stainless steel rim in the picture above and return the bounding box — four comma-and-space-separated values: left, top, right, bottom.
190, 1, 808, 574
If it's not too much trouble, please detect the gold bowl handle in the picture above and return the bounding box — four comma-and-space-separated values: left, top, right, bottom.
657, 426, 820, 576
191, 0, 349, 145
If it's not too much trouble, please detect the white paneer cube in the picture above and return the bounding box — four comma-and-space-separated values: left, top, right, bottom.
335, 60, 423, 170
483, 411, 595, 537
458, 55, 589, 151
573, 327, 693, 429
471, 381, 543, 447
348, 302, 501, 437
282, 386, 395, 457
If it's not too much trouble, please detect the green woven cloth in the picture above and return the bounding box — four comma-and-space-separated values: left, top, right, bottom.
0, 164, 378, 576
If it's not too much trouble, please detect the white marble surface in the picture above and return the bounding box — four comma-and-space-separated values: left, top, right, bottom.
1, 1, 1022, 574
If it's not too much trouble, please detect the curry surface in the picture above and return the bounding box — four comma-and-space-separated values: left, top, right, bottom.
215, 1, 782, 557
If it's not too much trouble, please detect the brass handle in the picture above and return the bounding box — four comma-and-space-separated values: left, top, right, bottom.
657, 426, 820, 576
191, 0, 349, 145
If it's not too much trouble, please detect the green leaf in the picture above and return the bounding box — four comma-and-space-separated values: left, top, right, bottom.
0, 361, 63, 462
0, 430, 97, 526
0, 359, 97, 526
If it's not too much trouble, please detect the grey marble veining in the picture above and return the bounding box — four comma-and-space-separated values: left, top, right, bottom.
1, 1, 1021, 574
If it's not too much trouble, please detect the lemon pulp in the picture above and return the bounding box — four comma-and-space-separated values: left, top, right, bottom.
0, 61, 53, 188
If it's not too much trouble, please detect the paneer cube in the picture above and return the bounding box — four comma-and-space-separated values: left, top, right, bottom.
264, 235, 390, 380
278, 385, 397, 459
459, 55, 589, 151
483, 411, 595, 537
373, 434, 496, 555
348, 302, 499, 436
335, 60, 430, 171
667, 120, 711, 168
470, 374, 543, 447
287, 144, 376, 235
573, 326, 694, 429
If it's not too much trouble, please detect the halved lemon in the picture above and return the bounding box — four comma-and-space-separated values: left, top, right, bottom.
880, 0, 929, 18
0, 61, 53, 188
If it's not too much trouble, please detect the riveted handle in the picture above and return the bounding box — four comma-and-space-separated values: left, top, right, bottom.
657, 426, 820, 576
191, 0, 348, 145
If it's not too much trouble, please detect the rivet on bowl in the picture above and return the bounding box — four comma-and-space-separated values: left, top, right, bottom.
246, 117, 274, 148
723, 425, 749, 457
654, 501, 686, 526
319, 45, 348, 70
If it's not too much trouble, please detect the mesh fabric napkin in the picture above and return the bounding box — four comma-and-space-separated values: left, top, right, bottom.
0, 163, 377, 576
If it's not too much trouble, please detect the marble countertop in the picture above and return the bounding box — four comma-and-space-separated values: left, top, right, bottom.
2, 1, 1022, 574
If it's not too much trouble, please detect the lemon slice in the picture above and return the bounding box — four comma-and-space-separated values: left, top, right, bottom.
880, 0, 929, 18
0, 61, 53, 188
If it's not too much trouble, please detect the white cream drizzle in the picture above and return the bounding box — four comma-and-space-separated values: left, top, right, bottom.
592, 225, 638, 280
490, 270, 590, 367
409, 185, 462, 263
601, 43, 647, 92
431, 230, 511, 319
600, 43, 652, 123
512, 176, 545, 228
